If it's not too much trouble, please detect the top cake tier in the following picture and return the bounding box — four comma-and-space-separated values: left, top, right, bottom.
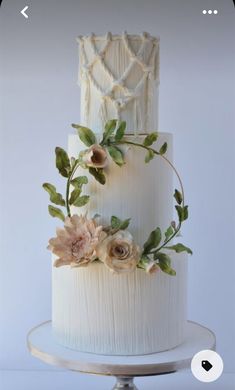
78, 32, 160, 134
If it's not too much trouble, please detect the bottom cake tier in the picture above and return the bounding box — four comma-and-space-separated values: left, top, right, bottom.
52, 252, 187, 355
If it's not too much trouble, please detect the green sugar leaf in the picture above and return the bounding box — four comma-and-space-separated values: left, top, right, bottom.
154, 252, 176, 276
183, 205, 188, 220
101, 120, 117, 144
137, 255, 151, 270
120, 218, 131, 230
174, 189, 183, 205
154, 252, 171, 266
43, 183, 65, 206
143, 132, 158, 147
159, 142, 168, 155
175, 205, 184, 222
175, 205, 189, 222
55, 147, 71, 178
159, 264, 176, 276
48, 205, 65, 221
111, 215, 131, 230
105, 119, 117, 133
43, 182, 56, 193
88, 167, 106, 185
48, 193, 65, 207
143, 227, 162, 254
107, 145, 125, 166
165, 243, 193, 255
111, 215, 122, 229
69, 189, 82, 205
72, 124, 97, 147
164, 225, 174, 242
115, 121, 126, 141
145, 149, 154, 163
70, 176, 88, 189
73, 195, 90, 207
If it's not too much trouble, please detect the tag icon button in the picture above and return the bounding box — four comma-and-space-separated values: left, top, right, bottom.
191, 350, 223, 382
201, 360, 213, 372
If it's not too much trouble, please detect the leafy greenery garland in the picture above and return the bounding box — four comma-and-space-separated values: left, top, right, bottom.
43, 120, 192, 276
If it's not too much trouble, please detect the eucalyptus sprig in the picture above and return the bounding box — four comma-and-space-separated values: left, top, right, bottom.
43, 147, 89, 220
100, 120, 125, 166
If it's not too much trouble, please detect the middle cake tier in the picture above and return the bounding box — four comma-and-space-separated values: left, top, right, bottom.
68, 133, 173, 247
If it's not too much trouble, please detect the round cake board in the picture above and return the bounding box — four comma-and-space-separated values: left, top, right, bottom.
27, 320, 216, 390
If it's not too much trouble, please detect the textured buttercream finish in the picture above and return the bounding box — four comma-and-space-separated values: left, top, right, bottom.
52, 253, 187, 355
78, 32, 160, 134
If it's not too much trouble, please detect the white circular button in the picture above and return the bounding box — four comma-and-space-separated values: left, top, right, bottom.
191, 350, 223, 382
208, 10, 213, 14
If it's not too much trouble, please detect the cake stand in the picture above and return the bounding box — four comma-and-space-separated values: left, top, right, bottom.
27, 321, 216, 390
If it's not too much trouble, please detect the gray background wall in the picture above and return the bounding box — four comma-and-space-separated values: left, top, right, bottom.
0, 0, 234, 389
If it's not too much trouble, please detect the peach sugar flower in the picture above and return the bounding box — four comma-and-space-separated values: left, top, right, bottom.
96, 230, 140, 274
48, 215, 105, 268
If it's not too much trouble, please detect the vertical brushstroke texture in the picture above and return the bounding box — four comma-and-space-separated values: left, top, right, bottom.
52, 253, 187, 355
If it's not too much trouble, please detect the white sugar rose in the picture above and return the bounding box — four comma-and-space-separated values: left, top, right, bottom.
96, 230, 140, 274
83, 144, 108, 168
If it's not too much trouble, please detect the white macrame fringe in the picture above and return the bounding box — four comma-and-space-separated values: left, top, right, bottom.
78, 32, 159, 133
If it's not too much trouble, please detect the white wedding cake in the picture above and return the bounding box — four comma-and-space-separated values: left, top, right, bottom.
45, 32, 191, 356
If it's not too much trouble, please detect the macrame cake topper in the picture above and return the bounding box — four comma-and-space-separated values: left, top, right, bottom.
43, 120, 192, 276
78, 32, 159, 133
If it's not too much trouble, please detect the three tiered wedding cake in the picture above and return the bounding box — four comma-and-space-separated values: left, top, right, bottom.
44, 32, 192, 356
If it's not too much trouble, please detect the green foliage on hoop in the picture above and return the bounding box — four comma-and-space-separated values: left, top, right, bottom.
43, 120, 192, 275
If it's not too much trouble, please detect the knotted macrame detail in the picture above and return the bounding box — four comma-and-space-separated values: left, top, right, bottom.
77, 32, 160, 134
